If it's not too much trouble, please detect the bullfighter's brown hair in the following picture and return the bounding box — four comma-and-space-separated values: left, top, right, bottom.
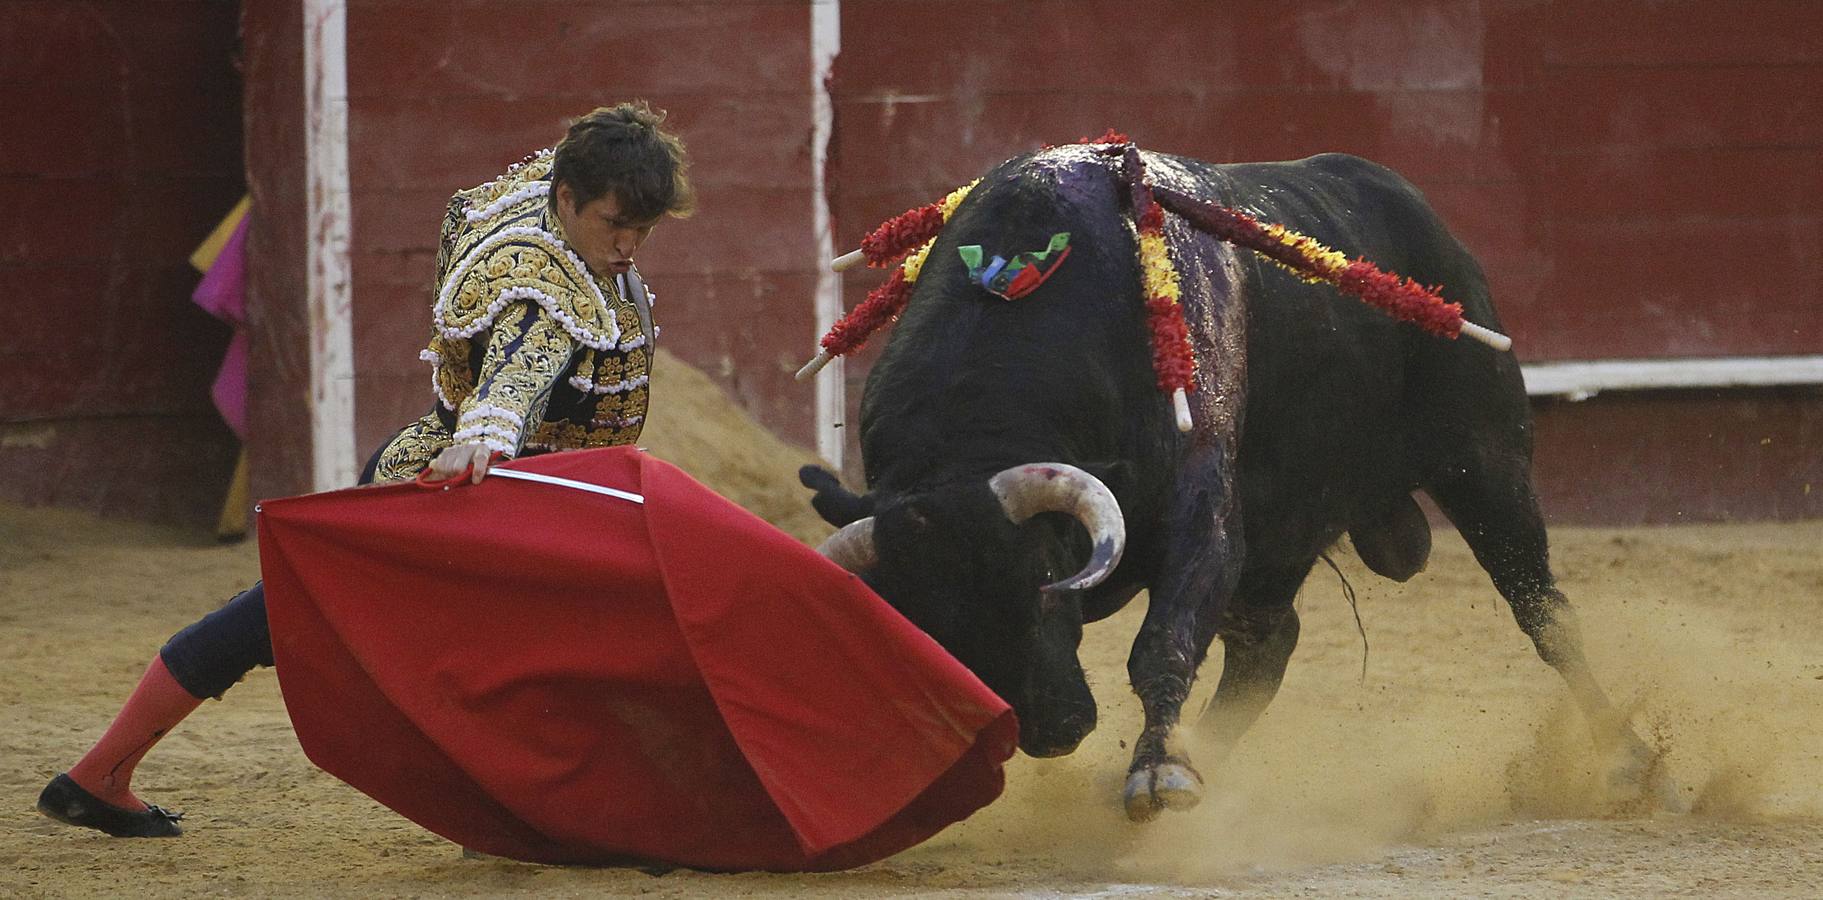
552, 101, 695, 223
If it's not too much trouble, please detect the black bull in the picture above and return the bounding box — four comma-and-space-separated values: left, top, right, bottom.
802, 146, 1674, 821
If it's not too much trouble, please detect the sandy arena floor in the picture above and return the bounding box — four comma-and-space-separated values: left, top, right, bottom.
4, 356, 1821, 897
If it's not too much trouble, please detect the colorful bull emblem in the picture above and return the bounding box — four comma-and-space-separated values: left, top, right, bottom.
957, 232, 1072, 300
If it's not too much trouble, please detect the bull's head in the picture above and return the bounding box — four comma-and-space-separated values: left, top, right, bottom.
805, 463, 1124, 757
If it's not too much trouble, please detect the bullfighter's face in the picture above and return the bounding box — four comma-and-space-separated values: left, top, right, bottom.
555, 182, 658, 278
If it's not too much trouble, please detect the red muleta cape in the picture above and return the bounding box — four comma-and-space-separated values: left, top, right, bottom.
257, 446, 1017, 871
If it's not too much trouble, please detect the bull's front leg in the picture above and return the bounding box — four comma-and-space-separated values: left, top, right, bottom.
1123, 447, 1242, 822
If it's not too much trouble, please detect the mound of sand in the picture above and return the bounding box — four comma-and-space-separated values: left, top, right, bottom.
639, 349, 833, 545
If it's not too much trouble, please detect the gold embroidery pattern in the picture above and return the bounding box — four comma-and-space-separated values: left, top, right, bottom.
454, 302, 578, 455
435, 236, 618, 350
436, 197, 464, 276
407, 148, 652, 464
371, 413, 453, 484
465, 150, 553, 212
437, 151, 550, 276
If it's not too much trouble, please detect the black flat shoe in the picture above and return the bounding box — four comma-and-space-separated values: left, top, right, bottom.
36, 773, 184, 837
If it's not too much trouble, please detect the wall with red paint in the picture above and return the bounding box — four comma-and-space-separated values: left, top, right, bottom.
828, 0, 1820, 361
824, 0, 1821, 523
341, 0, 821, 458
295, 1, 1821, 523
10, 2, 1816, 526
242, 0, 313, 510
1531, 390, 1820, 523
0, 1, 244, 524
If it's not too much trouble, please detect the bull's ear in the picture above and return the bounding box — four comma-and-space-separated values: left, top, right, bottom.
799, 465, 875, 527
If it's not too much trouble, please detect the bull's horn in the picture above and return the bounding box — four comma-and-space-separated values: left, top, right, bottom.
989, 463, 1126, 593
816, 517, 878, 572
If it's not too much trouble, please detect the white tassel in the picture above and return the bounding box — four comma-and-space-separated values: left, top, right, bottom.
1459, 321, 1513, 352
796, 349, 833, 381
831, 248, 865, 272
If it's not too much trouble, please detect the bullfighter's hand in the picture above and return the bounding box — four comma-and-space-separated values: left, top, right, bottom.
429, 442, 496, 484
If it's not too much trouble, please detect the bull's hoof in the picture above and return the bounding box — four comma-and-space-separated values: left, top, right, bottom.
1647, 770, 1688, 814
1123, 760, 1203, 822
1605, 740, 1687, 814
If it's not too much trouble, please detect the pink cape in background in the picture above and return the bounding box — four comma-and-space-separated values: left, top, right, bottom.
190, 207, 248, 439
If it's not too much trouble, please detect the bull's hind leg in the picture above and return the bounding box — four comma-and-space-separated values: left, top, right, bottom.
1426, 462, 1681, 810
1196, 562, 1311, 765
1122, 446, 1243, 822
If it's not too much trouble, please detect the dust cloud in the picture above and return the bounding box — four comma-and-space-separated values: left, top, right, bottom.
927, 518, 1823, 890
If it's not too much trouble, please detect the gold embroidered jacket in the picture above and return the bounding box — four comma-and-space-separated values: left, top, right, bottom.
369, 149, 656, 483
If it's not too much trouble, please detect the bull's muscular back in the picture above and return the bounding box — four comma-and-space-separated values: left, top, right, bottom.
1195, 152, 1524, 567
859, 148, 1524, 576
